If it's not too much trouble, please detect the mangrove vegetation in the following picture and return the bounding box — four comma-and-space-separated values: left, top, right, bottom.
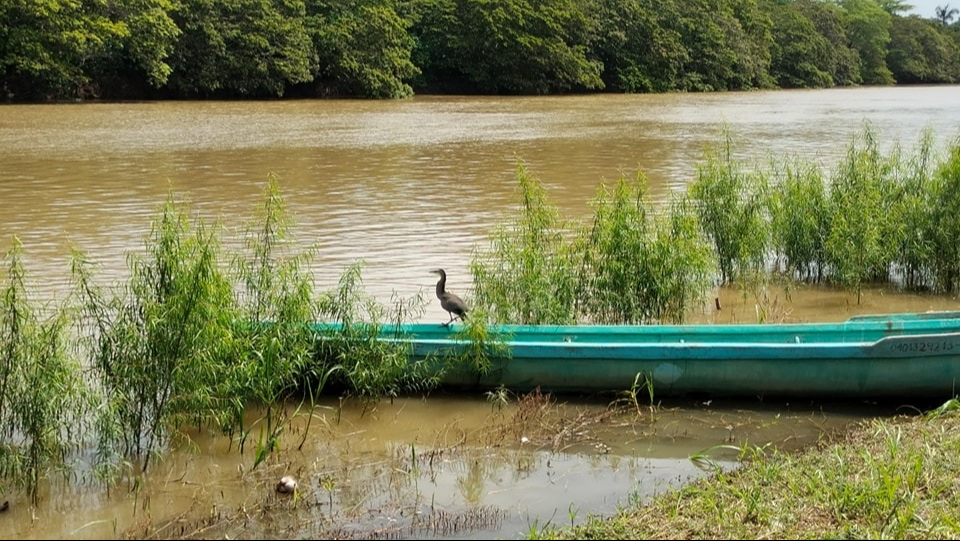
2, 0, 960, 101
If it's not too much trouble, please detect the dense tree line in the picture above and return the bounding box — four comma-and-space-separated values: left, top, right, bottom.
2, 0, 959, 101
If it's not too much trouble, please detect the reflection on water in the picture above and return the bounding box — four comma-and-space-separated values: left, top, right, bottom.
0, 394, 911, 540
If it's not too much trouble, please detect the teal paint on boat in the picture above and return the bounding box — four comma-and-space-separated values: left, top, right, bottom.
312, 311, 960, 399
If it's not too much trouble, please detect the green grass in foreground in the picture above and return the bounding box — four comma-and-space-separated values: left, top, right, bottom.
538, 400, 960, 540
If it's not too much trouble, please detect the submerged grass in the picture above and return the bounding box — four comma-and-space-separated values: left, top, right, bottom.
470, 161, 581, 325
73, 192, 239, 473
540, 404, 960, 540
0, 239, 87, 503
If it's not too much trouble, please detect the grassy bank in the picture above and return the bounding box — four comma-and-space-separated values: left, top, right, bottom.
538, 402, 960, 540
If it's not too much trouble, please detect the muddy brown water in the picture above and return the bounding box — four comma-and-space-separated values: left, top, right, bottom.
2, 86, 960, 538
0, 395, 916, 540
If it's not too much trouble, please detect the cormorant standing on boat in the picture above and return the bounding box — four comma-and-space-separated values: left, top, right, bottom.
430, 268, 468, 326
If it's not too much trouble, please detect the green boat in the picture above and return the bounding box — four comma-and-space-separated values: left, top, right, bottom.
333, 310, 960, 399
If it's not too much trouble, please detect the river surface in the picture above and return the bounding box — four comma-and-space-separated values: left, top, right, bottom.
2, 86, 960, 538
3, 87, 960, 323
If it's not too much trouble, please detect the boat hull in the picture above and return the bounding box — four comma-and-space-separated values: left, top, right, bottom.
413, 333, 960, 398
316, 311, 960, 398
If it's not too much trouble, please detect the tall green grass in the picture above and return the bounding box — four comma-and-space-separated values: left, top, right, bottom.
825, 126, 899, 302
73, 193, 238, 473
1, 239, 87, 503
688, 128, 770, 286
580, 172, 714, 324
227, 174, 324, 465
768, 157, 830, 282
316, 261, 437, 399
471, 162, 580, 325
889, 129, 937, 290
926, 137, 960, 293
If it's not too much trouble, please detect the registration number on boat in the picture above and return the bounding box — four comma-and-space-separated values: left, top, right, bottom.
889, 340, 957, 353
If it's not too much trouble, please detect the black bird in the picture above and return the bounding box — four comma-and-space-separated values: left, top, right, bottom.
430, 268, 468, 326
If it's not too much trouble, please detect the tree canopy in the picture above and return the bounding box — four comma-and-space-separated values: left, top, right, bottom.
2, 0, 959, 100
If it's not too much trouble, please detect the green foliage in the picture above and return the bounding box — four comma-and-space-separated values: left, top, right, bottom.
167, 0, 315, 97
824, 126, 897, 301
580, 172, 653, 323
925, 137, 960, 293
471, 162, 580, 324
471, 164, 715, 325
727, 0, 777, 89
767, 1, 835, 87
589, 0, 687, 93
119, 0, 181, 87
445, 0, 604, 94
887, 15, 960, 84
580, 172, 714, 324
768, 158, 830, 281
316, 262, 436, 399
0, 0, 126, 99
4, 0, 960, 98
842, 0, 895, 85
81, 0, 181, 97
227, 173, 323, 464
653, 195, 718, 322
402, 0, 461, 91
448, 306, 511, 376
674, 0, 741, 91
307, 0, 418, 98
73, 192, 238, 472
0, 239, 87, 503
795, 0, 862, 85
689, 129, 771, 285
673, 0, 775, 91
889, 129, 938, 289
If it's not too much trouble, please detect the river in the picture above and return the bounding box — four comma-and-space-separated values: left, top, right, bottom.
1, 86, 960, 538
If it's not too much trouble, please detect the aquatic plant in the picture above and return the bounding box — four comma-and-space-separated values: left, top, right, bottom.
579, 171, 655, 324
889, 129, 938, 290
449, 305, 511, 376
316, 261, 437, 400
925, 137, 960, 293
471, 161, 580, 325
228, 173, 325, 466
826, 125, 905, 302
688, 127, 771, 286
580, 172, 714, 324
768, 157, 830, 282
0, 239, 87, 503
73, 192, 238, 473
612, 372, 656, 419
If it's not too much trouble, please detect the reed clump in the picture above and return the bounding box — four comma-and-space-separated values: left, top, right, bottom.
470, 161, 581, 325
471, 162, 715, 325
0, 239, 87, 503
472, 125, 960, 325
3, 173, 437, 501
